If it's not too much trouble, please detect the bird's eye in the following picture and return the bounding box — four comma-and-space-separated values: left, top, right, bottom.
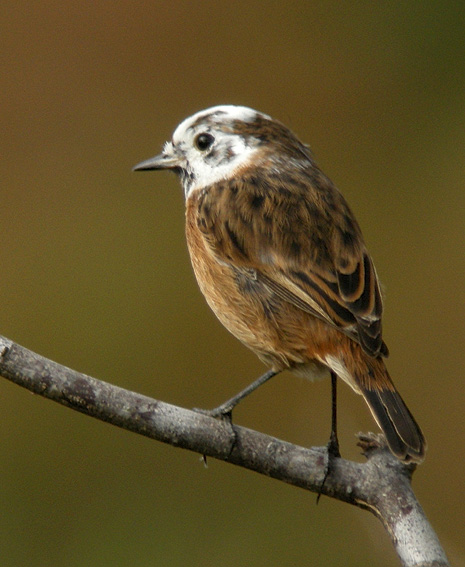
194, 133, 215, 151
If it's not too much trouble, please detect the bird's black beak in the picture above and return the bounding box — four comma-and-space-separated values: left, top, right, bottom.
133, 152, 180, 171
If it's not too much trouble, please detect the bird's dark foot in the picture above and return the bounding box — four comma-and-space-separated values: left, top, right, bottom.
317, 431, 341, 504
327, 428, 341, 460
193, 404, 234, 421
193, 404, 238, 461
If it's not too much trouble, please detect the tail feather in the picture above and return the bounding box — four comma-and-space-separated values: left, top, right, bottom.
362, 386, 426, 463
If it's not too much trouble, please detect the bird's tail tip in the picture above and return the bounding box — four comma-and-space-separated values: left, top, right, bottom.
362, 385, 426, 464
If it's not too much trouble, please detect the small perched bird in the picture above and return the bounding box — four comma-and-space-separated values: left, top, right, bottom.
134, 105, 426, 464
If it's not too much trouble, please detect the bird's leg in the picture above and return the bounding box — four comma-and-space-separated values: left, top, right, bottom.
328, 371, 341, 458
317, 371, 341, 503
197, 369, 279, 418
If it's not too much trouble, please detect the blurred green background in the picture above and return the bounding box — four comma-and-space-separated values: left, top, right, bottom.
1, 1, 464, 565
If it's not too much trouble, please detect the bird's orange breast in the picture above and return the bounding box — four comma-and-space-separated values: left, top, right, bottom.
185, 192, 283, 364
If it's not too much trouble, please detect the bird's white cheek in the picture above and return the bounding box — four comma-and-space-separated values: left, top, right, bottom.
186, 146, 258, 198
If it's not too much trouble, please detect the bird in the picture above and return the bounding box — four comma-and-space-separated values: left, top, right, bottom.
133, 105, 426, 464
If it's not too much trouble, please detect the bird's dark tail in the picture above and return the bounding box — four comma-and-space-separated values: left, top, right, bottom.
361, 377, 426, 464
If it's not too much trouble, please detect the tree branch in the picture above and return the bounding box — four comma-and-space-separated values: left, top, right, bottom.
0, 335, 448, 567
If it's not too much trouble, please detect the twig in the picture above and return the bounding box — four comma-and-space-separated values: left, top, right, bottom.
0, 335, 449, 567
